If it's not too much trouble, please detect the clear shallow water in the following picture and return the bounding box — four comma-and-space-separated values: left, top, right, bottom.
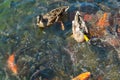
0, 0, 120, 80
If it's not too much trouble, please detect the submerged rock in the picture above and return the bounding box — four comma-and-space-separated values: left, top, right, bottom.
30, 68, 54, 80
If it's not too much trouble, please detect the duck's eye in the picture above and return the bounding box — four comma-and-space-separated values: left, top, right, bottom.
42, 19, 48, 23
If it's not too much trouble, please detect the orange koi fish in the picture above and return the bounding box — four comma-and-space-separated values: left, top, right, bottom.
97, 13, 109, 29
72, 72, 91, 80
7, 53, 18, 74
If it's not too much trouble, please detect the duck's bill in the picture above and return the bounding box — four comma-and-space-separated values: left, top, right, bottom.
36, 15, 46, 28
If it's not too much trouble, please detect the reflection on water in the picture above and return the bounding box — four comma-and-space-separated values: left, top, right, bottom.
0, 0, 120, 80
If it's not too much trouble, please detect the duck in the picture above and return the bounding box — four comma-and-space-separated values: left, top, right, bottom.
36, 6, 69, 30
72, 11, 89, 42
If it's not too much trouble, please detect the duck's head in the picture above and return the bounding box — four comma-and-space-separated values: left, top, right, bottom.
36, 15, 48, 28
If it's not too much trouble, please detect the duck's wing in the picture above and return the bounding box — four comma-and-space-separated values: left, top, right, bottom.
44, 6, 69, 23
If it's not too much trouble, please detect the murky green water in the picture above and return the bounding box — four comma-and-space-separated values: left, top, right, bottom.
0, 0, 120, 80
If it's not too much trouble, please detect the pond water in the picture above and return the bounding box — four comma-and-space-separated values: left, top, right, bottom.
0, 0, 120, 80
